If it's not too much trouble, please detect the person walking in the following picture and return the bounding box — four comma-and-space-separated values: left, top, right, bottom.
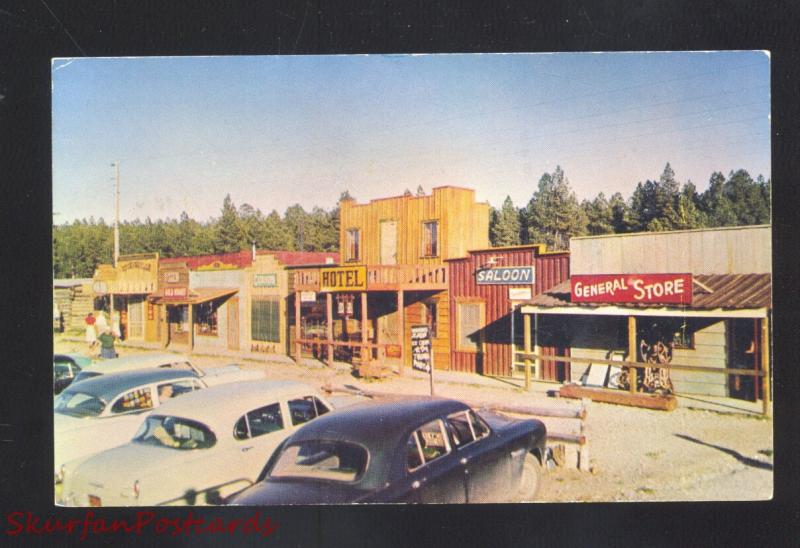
84, 312, 97, 352
97, 328, 118, 359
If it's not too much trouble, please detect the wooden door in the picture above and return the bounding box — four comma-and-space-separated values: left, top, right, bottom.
227, 298, 239, 351
380, 220, 398, 265
127, 297, 144, 340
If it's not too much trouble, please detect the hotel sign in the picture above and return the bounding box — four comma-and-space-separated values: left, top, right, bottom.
571, 273, 693, 305
320, 266, 367, 292
476, 266, 535, 285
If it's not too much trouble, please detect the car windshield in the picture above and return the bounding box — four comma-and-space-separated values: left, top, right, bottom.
54, 391, 106, 418
269, 440, 368, 483
72, 371, 102, 384
133, 415, 216, 450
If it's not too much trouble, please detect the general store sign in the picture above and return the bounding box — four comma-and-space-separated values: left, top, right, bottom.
571, 273, 693, 305
476, 266, 535, 285
320, 266, 367, 292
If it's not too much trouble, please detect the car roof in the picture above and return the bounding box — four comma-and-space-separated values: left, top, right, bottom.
62, 367, 199, 401
151, 380, 321, 432
79, 353, 193, 374
288, 398, 468, 447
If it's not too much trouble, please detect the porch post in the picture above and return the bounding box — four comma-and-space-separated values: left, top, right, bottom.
534, 313, 541, 380
761, 315, 771, 417
523, 312, 532, 391
361, 292, 370, 363
294, 292, 301, 362
325, 293, 333, 366
398, 290, 404, 376
628, 316, 637, 393
187, 304, 194, 352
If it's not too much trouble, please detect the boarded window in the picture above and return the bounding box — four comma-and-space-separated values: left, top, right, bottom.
458, 302, 483, 352
346, 229, 360, 261
252, 297, 280, 343
422, 221, 438, 257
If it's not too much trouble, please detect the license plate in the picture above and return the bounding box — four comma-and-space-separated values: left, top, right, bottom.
88, 495, 102, 507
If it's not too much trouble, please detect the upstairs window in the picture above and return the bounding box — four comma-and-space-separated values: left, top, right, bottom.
422, 221, 438, 257
346, 229, 361, 262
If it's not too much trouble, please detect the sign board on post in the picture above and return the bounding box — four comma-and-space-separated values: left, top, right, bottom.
476, 266, 535, 285
411, 325, 435, 396
571, 273, 693, 305
299, 291, 317, 303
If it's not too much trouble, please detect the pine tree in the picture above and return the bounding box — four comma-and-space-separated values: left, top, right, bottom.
523, 166, 588, 249
608, 192, 633, 233
213, 194, 243, 253
582, 193, 614, 235
490, 196, 522, 246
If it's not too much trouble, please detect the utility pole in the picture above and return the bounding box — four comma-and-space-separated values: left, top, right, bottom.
109, 161, 120, 327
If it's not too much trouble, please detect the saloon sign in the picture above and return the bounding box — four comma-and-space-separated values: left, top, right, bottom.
571, 273, 693, 305
476, 266, 535, 285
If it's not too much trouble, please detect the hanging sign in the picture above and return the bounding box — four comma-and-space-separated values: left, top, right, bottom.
571, 273, 693, 304
300, 291, 317, 303
476, 266, 535, 285
164, 287, 188, 299
320, 266, 367, 291
509, 287, 532, 300
411, 325, 432, 373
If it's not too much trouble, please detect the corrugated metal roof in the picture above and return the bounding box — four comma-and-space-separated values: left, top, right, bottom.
524, 273, 771, 310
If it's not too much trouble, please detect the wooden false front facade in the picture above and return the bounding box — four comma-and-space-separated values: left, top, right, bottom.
291, 186, 490, 370
447, 245, 570, 378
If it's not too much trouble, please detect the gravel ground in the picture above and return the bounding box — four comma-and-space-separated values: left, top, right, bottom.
55, 337, 773, 502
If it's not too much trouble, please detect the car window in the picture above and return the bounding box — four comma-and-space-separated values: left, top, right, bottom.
54, 391, 106, 418
406, 419, 451, 471
158, 361, 194, 371
288, 396, 329, 426
110, 387, 154, 414
54, 363, 73, 380
270, 440, 368, 483
134, 415, 216, 450
446, 410, 490, 447
236, 403, 283, 439
156, 379, 198, 403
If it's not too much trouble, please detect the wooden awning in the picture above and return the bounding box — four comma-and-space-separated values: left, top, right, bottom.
149, 287, 238, 305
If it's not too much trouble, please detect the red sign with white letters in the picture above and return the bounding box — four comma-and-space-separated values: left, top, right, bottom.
571, 273, 693, 304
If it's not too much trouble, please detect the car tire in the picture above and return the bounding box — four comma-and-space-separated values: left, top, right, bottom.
516, 453, 541, 502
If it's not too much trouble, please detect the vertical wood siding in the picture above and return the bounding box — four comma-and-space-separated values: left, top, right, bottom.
449, 247, 570, 376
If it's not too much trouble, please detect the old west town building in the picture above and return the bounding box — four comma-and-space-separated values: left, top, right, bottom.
84, 189, 771, 405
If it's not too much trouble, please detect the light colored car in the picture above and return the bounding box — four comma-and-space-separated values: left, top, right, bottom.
71, 352, 263, 386
60, 380, 334, 507
54, 368, 206, 484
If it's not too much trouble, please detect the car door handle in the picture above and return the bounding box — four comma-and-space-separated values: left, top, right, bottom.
241, 446, 254, 452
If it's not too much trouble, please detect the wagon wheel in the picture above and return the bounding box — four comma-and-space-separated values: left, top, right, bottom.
515, 453, 541, 502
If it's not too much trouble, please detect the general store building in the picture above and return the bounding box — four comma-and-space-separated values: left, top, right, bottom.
519, 225, 772, 402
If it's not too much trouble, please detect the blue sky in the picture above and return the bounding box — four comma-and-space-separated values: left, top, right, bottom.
52, 52, 770, 224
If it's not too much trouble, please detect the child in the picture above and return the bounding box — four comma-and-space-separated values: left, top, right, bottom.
97, 328, 118, 359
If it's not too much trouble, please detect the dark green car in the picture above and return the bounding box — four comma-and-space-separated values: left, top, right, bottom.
53, 354, 93, 395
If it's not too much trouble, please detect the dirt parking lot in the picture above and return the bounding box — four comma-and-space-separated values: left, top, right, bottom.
55, 337, 773, 502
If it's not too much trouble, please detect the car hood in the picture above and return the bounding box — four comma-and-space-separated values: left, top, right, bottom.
229, 479, 370, 505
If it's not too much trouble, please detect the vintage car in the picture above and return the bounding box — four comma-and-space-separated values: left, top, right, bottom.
59, 380, 334, 507
54, 368, 206, 484
71, 352, 262, 386
53, 353, 93, 395
227, 397, 547, 505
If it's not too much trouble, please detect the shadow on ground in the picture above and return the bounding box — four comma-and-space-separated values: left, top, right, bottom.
674, 433, 773, 471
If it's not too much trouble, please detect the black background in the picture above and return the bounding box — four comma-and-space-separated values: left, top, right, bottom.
1, 1, 798, 546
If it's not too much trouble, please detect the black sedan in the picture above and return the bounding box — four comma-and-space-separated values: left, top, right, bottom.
227, 397, 546, 504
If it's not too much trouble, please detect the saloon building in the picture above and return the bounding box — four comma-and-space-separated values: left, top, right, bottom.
291, 186, 490, 371
519, 225, 772, 402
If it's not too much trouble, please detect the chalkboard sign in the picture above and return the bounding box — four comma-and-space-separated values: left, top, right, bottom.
411, 325, 432, 373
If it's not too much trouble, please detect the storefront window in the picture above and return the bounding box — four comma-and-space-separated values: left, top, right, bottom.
457, 302, 483, 352
195, 302, 218, 336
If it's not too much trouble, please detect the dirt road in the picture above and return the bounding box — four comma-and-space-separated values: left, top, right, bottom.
54, 338, 773, 502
